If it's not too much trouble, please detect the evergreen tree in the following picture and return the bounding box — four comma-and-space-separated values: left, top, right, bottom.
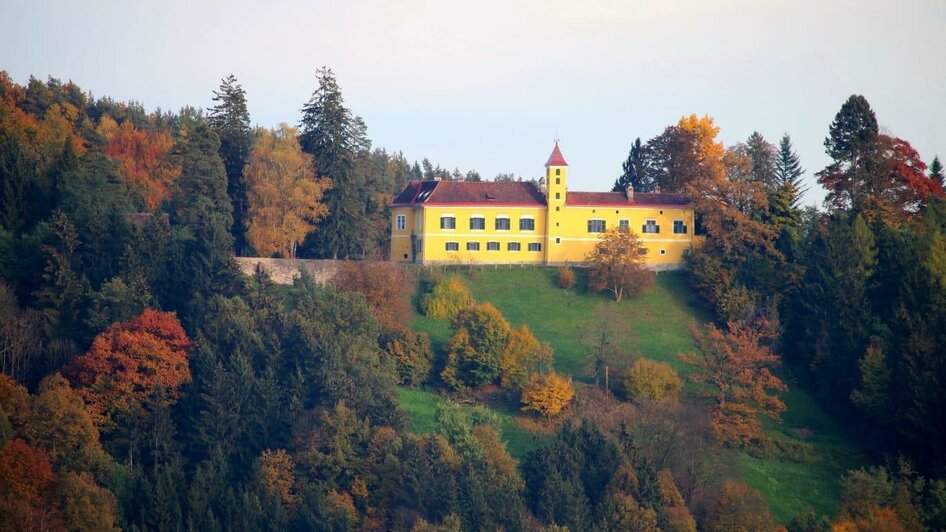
298, 67, 372, 259
208, 75, 253, 256
930, 156, 944, 188
613, 137, 654, 193
746, 132, 778, 192
775, 134, 806, 207
819, 95, 879, 211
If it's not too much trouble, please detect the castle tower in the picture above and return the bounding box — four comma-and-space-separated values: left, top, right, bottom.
545, 141, 568, 263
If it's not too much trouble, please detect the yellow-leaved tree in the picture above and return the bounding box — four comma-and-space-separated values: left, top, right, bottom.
520, 371, 575, 417
586, 227, 654, 301
244, 124, 331, 258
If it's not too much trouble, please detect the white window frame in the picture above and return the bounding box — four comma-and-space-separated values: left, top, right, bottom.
672, 219, 687, 234
519, 216, 535, 232
469, 214, 486, 231
495, 215, 511, 231
643, 219, 659, 234
395, 214, 406, 230
440, 214, 456, 231
587, 219, 606, 233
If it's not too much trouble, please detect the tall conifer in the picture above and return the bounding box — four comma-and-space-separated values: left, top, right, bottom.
775, 134, 806, 208
613, 137, 654, 193
208, 75, 252, 255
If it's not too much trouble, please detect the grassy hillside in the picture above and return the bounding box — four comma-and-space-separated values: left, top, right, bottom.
403, 266, 865, 524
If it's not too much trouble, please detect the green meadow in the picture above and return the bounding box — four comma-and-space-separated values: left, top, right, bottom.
401, 266, 866, 524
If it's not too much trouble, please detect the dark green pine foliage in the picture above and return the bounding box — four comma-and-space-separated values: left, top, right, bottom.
929, 156, 944, 188
298, 67, 371, 259
208, 75, 253, 256
166, 108, 238, 324
745, 131, 778, 192
819, 95, 879, 211
775, 133, 806, 208
613, 137, 655, 193
786, 214, 877, 401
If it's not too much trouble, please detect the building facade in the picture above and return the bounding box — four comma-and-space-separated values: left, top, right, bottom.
389, 142, 695, 268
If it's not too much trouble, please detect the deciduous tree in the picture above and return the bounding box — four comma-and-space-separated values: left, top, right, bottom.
622, 359, 682, 404
63, 309, 192, 426
681, 320, 786, 445
586, 227, 653, 302
441, 303, 511, 388
244, 124, 331, 258
99, 117, 180, 211
520, 371, 574, 417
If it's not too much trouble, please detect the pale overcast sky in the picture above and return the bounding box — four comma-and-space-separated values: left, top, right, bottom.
3, 0, 945, 206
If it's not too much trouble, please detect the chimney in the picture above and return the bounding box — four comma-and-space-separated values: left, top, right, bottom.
625, 184, 634, 201
433, 175, 442, 181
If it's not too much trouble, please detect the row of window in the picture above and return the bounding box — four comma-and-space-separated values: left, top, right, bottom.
445, 241, 542, 252
587, 219, 688, 235
396, 214, 689, 235
441, 215, 535, 231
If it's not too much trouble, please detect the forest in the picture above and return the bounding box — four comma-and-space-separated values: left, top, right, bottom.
1, 68, 945, 531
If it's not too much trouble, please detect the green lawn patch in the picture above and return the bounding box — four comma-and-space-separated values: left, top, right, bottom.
397, 386, 540, 458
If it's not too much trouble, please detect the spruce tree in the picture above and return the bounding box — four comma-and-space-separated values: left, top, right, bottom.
298, 67, 371, 259
775, 134, 806, 208
746, 132, 778, 192
208, 75, 252, 255
613, 137, 654, 193
930, 156, 944, 188
820, 95, 879, 211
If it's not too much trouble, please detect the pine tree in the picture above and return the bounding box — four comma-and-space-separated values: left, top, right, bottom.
745, 132, 778, 191
819, 95, 879, 211
208, 75, 252, 255
930, 156, 944, 188
775, 134, 806, 208
298, 67, 372, 259
613, 137, 654, 193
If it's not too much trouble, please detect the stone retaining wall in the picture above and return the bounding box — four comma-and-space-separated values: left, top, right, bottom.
234, 257, 342, 285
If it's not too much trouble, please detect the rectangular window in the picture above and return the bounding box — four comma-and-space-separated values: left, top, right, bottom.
440, 216, 456, 230
395, 214, 406, 230
555, 177, 560, 185
555, 237, 561, 244
587, 219, 606, 233
642, 220, 659, 234
487, 241, 500, 251
467, 242, 480, 251
470, 216, 485, 230
528, 242, 542, 252
495, 217, 511, 230
508, 242, 521, 251
555, 192, 560, 199
619, 219, 629, 231
673, 220, 687, 234
445, 242, 459, 251
660, 249, 666, 255
519, 217, 535, 231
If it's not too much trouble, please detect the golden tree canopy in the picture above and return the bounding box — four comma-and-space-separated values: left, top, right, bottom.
245, 124, 331, 258
586, 227, 654, 301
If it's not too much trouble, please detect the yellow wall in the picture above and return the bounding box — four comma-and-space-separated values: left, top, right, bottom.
389, 168, 696, 268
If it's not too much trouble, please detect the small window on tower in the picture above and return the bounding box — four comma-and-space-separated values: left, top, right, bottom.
556, 168, 561, 176
556, 178, 560, 185
555, 192, 560, 199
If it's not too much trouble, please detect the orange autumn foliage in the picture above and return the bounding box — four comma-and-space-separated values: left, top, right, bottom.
0, 439, 62, 530
681, 320, 786, 445
63, 309, 192, 426
99, 117, 180, 210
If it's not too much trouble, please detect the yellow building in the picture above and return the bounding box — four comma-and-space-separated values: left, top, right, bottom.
389, 142, 695, 268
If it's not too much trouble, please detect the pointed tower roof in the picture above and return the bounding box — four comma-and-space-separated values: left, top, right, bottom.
545, 141, 568, 167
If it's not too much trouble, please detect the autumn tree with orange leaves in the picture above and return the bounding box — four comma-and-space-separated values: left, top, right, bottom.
244, 124, 331, 258
586, 226, 653, 302
98, 116, 181, 211
62, 309, 192, 427
680, 320, 786, 445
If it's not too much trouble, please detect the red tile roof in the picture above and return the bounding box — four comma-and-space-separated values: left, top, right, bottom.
391, 180, 546, 206
545, 141, 568, 167
566, 191, 691, 207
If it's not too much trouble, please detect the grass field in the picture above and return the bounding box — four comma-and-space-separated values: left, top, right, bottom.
403, 266, 865, 524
